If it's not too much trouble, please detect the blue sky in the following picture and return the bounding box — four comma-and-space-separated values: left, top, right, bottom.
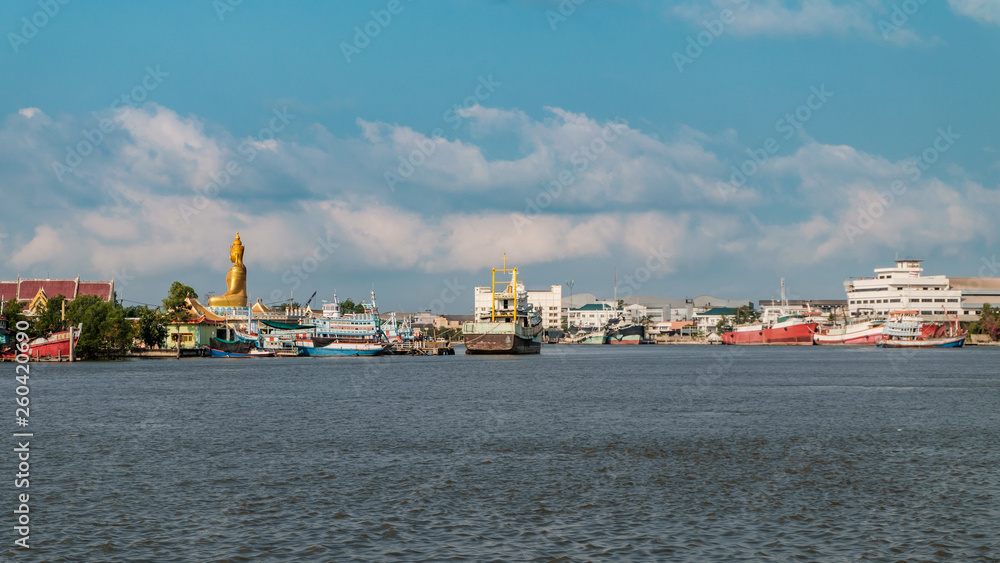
1, 0, 999, 312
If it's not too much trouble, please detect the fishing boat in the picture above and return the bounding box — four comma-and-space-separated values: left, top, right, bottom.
568, 329, 606, 344
606, 315, 645, 345
876, 310, 966, 348
18, 325, 83, 358
295, 292, 388, 356
721, 279, 817, 345
813, 319, 885, 345
463, 256, 543, 354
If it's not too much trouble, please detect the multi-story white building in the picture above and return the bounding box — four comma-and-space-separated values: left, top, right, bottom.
526, 285, 562, 331
474, 284, 563, 331
845, 258, 1000, 320
567, 303, 620, 329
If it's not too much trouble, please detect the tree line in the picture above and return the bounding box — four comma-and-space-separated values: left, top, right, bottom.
1, 281, 199, 360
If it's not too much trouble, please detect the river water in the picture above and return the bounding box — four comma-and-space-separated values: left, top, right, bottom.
11, 345, 1000, 561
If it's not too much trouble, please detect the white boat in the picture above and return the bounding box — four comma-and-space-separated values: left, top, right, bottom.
813, 319, 885, 345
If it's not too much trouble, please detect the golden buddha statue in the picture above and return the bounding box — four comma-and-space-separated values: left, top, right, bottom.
208, 232, 248, 307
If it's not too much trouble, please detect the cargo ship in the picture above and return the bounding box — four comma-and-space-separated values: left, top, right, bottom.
463, 256, 543, 354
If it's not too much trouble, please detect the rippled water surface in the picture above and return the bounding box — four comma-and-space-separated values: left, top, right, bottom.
14, 345, 1000, 561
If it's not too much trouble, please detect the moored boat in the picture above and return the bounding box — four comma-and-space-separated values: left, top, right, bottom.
721, 279, 817, 345
813, 319, 885, 345
295, 292, 388, 356
463, 256, 543, 354
606, 317, 644, 345
21, 325, 82, 358
876, 311, 966, 348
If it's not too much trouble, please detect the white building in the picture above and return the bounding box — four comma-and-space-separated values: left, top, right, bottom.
526, 285, 562, 331
474, 283, 563, 331
567, 303, 620, 329
845, 258, 1000, 320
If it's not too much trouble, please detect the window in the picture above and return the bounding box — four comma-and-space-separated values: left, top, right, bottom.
181, 334, 194, 343
920, 311, 933, 315
934, 299, 945, 303
947, 299, 958, 303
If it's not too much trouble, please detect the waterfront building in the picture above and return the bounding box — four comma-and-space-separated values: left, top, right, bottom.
845, 258, 1000, 320
526, 285, 562, 331
165, 318, 225, 349
694, 307, 740, 334
567, 303, 621, 329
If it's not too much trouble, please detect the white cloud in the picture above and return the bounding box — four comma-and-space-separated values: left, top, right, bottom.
948, 0, 1000, 25
671, 0, 930, 45
0, 102, 996, 308
18, 108, 42, 118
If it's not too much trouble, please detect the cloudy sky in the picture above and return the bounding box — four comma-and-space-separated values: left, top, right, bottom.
1, 1, 998, 312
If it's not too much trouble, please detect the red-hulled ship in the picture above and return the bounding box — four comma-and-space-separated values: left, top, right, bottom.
24, 325, 81, 358
721, 279, 818, 345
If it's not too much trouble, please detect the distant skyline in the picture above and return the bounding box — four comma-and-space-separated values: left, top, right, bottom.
2, 1, 999, 313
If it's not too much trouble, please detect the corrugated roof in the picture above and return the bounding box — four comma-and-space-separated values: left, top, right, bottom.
696, 307, 739, 316
0, 283, 17, 301
78, 281, 113, 301
570, 303, 617, 311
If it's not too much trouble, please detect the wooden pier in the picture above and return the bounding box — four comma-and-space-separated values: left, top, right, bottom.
387, 340, 455, 356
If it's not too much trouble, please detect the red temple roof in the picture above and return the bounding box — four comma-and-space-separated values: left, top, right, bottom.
0, 278, 114, 303
0, 282, 17, 302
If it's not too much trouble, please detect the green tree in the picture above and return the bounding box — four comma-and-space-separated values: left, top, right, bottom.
33, 294, 67, 335
137, 308, 168, 349
972, 303, 999, 340
340, 298, 356, 314
66, 295, 136, 359
1, 299, 30, 336
163, 282, 197, 321
715, 314, 730, 334
734, 305, 760, 325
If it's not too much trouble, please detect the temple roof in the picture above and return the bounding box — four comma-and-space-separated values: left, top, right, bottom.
0, 278, 114, 303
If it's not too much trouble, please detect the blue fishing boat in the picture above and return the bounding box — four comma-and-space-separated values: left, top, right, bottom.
876, 311, 967, 348
295, 292, 389, 356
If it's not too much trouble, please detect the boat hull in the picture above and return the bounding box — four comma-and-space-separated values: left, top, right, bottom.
813, 324, 884, 345
26, 330, 79, 358
607, 323, 644, 345
296, 340, 386, 356
607, 334, 642, 345
722, 323, 817, 345
877, 335, 966, 348
463, 321, 542, 354
464, 333, 541, 354
205, 347, 254, 358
